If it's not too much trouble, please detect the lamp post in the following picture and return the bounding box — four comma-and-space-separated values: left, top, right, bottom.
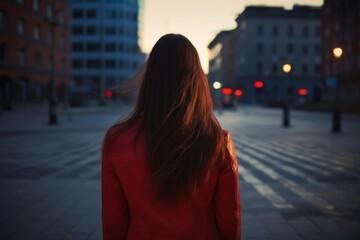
213, 81, 222, 115
332, 47, 343, 133
282, 63, 291, 127
45, 10, 64, 125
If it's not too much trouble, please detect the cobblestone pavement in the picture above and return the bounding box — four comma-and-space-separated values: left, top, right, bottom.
0, 105, 359, 240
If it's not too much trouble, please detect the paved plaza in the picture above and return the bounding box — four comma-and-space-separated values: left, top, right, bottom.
0, 104, 359, 240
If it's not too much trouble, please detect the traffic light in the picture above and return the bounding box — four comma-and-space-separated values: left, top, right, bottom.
105, 90, 113, 98
234, 89, 243, 97
298, 89, 307, 96
222, 88, 232, 95
254, 81, 264, 88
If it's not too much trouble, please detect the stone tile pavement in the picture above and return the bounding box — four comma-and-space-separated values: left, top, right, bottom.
0, 104, 359, 239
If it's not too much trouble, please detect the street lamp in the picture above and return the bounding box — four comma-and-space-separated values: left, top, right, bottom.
282, 63, 291, 127
212, 81, 222, 115
213, 81, 222, 89
332, 47, 343, 133
45, 9, 64, 125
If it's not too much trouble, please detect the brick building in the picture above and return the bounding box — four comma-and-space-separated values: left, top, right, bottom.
0, 0, 70, 109
322, 0, 360, 103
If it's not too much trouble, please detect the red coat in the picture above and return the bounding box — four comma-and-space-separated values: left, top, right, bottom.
102, 120, 241, 240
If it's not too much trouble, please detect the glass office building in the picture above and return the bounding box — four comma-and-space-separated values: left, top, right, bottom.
70, 0, 145, 103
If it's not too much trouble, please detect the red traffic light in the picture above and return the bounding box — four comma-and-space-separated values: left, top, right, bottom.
298, 89, 307, 96
234, 89, 243, 97
222, 88, 233, 95
254, 81, 264, 88
105, 90, 113, 98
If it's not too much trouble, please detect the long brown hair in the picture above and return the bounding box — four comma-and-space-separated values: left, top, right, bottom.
103, 34, 226, 204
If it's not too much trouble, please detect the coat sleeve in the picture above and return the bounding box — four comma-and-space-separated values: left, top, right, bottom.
101, 130, 130, 240
215, 131, 242, 240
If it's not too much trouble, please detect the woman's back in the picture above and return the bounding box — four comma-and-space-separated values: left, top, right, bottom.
102, 119, 240, 239
101, 34, 241, 240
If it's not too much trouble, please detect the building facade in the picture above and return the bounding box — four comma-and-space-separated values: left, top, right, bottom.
70, 0, 145, 104
0, 0, 71, 109
322, 0, 360, 103
209, 5, 322, 104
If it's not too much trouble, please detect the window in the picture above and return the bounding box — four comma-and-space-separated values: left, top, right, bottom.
105, 60, 116, 68
87, 60, 101, 68
72, 59, 83, 68
87, 26, 96, 35
16, 0, 24, 3
287, 25, 293, 37
72, 43, 83, 52
33, 25, 41, 40
33, 0, 39, 11
60, 34, 65, 48
105, 26, 115, 35
47, 4, 53, 18
87, 43, 101, 52
72, 26, 83, 35
17, 18, 25, 34
257, 43, 263, 54
272, 44, 277, 54
303, 45, 308, 55
315, 26, 321, 37
73, 76, 84, 86
87, 9, 96, 18
257, 24, 263, 36
118, 60, 124, 68
314, 44, 320, 55
302, 26, 308, 37
73, 10, 83, 18
61, 59, 66, 74
314, 64, 320, 74
302, 64, 308, 74
105, 43, 115, 52
272, 26, 278, 36
118, 43, 124, 51
35, 52, 42, 69
105, 10, 116, 19
287, 44, 293, 54
48, 56, 54, 71
47, 30, 54, 44
0, 10, 7, 29
46, 4, 54, 18
0, 43, 8, 64
257, 62, 263, 73
132, 12, 137, 21
18, 48, 25, 66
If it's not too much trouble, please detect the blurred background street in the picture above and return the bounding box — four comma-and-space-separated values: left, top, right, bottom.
0, 104, 359, 240
1, 0, 360, 239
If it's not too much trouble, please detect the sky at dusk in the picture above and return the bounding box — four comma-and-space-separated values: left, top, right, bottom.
142, 0, 323, 73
